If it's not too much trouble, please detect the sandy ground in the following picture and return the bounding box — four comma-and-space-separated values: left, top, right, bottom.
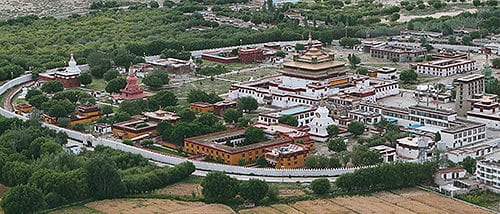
278, 188, 305, 197
86, 198, 235, 214
398, 8, 478, 23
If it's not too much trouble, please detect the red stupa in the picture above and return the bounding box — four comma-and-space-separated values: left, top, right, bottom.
114, 66, 152, 101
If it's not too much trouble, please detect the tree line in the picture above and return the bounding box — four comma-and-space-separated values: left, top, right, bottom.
0, 116, 195, 213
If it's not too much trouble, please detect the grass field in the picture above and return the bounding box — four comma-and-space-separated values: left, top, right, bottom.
169, 78, 232, 98
223, 68, 279, 82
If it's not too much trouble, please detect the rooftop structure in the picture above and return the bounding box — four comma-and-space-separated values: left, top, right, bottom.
415, 59, 477, 76
466, 94, 500, 129
112, 117, 157, 140
308, 105, 336, 142
146, 57, 195, 79
396, 136, 435, 160
143, 110, 181, 124
39, 53, 82, 88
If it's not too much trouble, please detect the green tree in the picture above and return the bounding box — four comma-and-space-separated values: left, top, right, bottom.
101, 105, 113, 116
327, 125, 340, 137
244, 126, 265, 145
492, 58, 500, 68
0, 185, 45, 214
237, 96, 258, 112
400, 69, 418, 84
339, 37, 361, 48
239, 179, 269, 203
1, 161, 33, 186
103, 69, 119, 81
357, 67, 368, 75
462, 35, 472, 46
25, 89, 42, 101
434, 131, 441, 142
348, 121, 364, 136
28, 94, 49, 109
310, 178, 331, 195
223, 108, 243, 123
187, 89, 222, 104
295, 43, 305, 51
388, 13, 400, 22
473, 0, 481, 7
328, 138, 347, 152
85, 155, 126, 199
150, 0, 160, 8
78, 73, 93, 86
278, 115, 298, 126
347, 54, 361, 68
351, 145, 382, 166
486, 0, 497, 6
143, 70, 169, 89
201, 172, 239, 203
237, 117, 253, 127
461, 156, 477, 174
56, 117, 71, 127
40, 141, 63, 155
276, 50, 286, 58
41, 99, 76, 118
41, 80, 64, 93
105, 78, 127, 94
256, 156, 268, 167
147, 90, 178, 110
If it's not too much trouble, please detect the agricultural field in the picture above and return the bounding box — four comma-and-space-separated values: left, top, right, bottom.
53, 187, 494, 214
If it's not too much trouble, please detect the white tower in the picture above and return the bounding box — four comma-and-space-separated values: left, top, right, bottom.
66, 53, 81, 74
308, 106, 336, 142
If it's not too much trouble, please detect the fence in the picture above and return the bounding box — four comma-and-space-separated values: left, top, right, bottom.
0, 74, 367, 177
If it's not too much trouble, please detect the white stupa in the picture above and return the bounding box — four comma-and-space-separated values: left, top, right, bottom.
65, 53, 81, 74
308, 105, 336, 142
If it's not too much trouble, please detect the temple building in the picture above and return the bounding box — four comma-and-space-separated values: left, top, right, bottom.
112, 67, 152, 101
39, 53, 82, 88
229, 35, 349, 108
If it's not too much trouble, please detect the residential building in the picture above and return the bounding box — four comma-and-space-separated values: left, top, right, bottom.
183, 127, 293, 165
396, 136, 435, 160
94, 123, 112, 134
476, 151, 500, 193
370, 145, 397, 163
431, 51, 468, 60
15, 103, 32, 115
455, 74, 484, 117
447, 143, 495, 163
258, 105, 316, 127
373, 67, 398, 80
146, 57, 195, 79
213, 100, 237, 116
370, 43, 427, 62
265, 143, 310, 168
415, 59, 477, 76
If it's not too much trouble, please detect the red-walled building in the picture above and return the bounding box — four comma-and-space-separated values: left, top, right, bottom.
238, 48, 264, 63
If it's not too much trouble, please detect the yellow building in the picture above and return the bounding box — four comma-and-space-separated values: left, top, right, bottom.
112, 117, 157, 140
184, 128, 293, 165
189, 102, 214, 113
69, 105, 103, 126
264, 144, 310, 169
15, 103, 32, 115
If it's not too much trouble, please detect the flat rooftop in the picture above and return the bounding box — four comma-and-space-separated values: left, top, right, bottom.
456, 74, 484, 82
261, 105, 315, 118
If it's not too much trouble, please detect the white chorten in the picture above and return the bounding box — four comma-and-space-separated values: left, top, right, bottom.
66, 53, 81, 74
308, 105, 336, 142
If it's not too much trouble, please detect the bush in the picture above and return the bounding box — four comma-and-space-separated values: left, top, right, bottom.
310, 178, 331, 195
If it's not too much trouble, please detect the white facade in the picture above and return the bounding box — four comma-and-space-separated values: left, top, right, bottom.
258, 105, 316, 127
416, 59, 477, 77
396, 136, 435, 160
308, 106, 336, 142
441, 124, 486, 149
476, 152, 500, 193
447, 143, 495, 163
370, 145, 397, 163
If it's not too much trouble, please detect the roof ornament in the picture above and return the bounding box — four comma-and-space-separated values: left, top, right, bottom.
307, 32, 313, 49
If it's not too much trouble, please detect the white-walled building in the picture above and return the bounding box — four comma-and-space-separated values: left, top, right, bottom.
375, 67, 398, 80
396, 136, 435, 160
476, 151, 500, 193
370, 145, 397, 163
447, 143, 495, 163
308, 106, 336, 142
416, 59, 477, 76
258, 105, 316, 127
